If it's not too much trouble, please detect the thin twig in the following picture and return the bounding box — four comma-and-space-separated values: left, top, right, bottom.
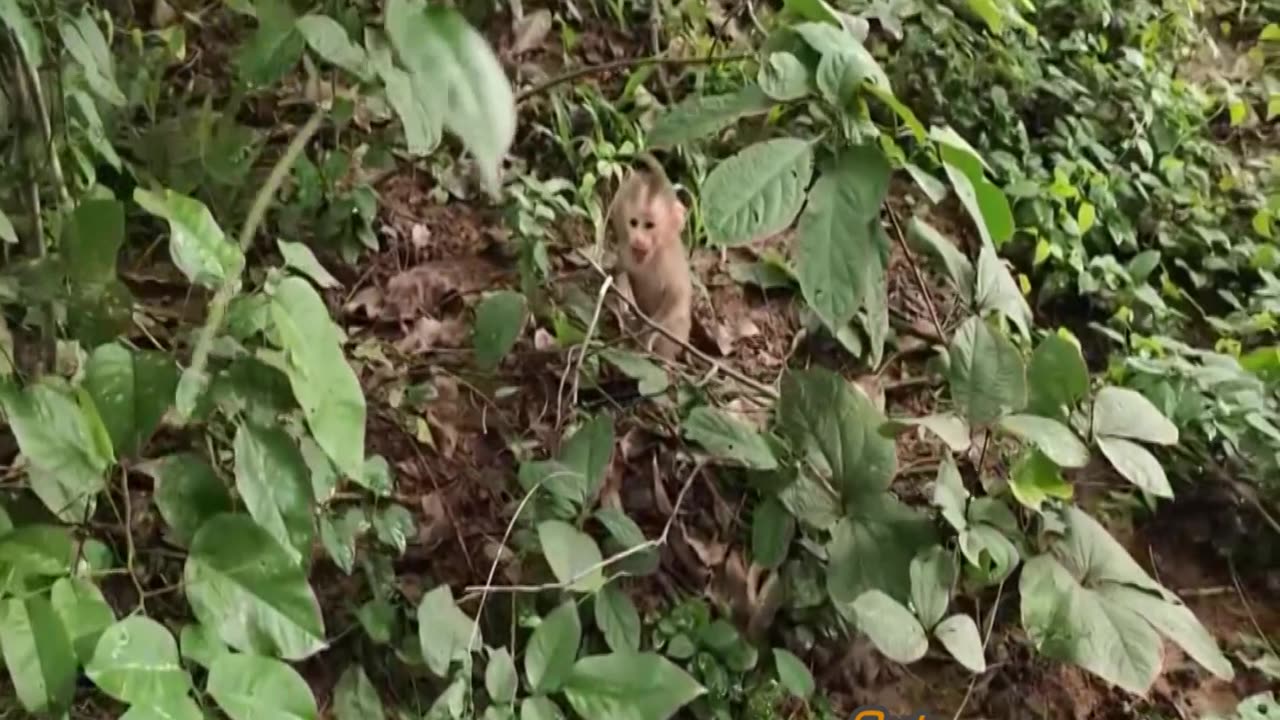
466, 476, 552, 650
558, 274, 614, 425
516, 52, 754, 103
1229, 557, 1278, 658
576, 250, 778, 399
465, 460, 706, 594
887, 208, 948, 342
952, 577, 1005, 720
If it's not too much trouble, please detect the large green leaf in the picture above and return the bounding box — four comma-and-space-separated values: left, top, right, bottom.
333, 664, 385, 720
779, 368, 897, 503
1096, 436, 1173, 498
0, 382, 110, 519
50, 577, 115, 664
562, 653, 705, 720
538, 520, 604, 592
934, 614, 986, 673
236, 0, 305, 86
86, 617, 191, 707
751, 496, 795, 569
63, 199, 125, 288
1009, 449, 1073, 512
796, 146, 892, 332
268, 276, 366, 479
682, 407, 777, 470
417, 584, 479, 677
0, 0, 43, 72
974, 245, 1032, 337
207, 653, 318, 720
948, 317, 1027, 427
473, 290, 527, 371
594, 586, 640, 654
119, 697, 204, 720
773, 649, 814, 700
852, 590, 928, 663
560, 415, 614, 500
385, 0, 515, 192
367, 28, 440, 155
1092, 387, 1178, 445
758, 52, 812, 101
319, 506, 366, 574
827, 494, 935, 605
0, 524, 76, 585
997, 414, 1089, 468
184, 514, 325, 660
233, 423, 315, 560
909, 546, 955, 630
59, 10, 125, 106
134, 188, 245, 289
0, 595, 76, 714
647, 85, 774, 148
702, 138, 814, 247
907, 217, 974, 298
526, 600, 581, 693
85, 343, 179, 458
791, 23, 889, 88
1027, 334, 1089, 419
1098, 585, 1233, 682
140, 453, 233, 547
296, 15, 372, 80
931, 126, 1013, 249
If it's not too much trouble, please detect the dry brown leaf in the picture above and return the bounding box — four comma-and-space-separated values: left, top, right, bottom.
510, 9, 552, 56
344, 285, 384, 319
397, 316, 468, 353
418, 491, 454, 550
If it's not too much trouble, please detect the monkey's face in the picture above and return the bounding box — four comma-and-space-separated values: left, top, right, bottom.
621, 192, 685, 263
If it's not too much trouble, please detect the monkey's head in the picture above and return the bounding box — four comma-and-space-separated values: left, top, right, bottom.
612, 170, 686, 263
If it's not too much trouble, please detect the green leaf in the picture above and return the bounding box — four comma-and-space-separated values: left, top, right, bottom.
60, 11, 125, 106
559, 415, 614, 500
539, 520, 605, 592
334, 664, 385, 720
594, 585, 640, 654
1100, 585, 1233, 682
906, 217, 974, 297
134, 187, 245, 289
909, 546, 954, 630
85, 343, 178, 459
934, 614, 986, 673
527, 600, 582, 693
0, 525, 75, 581
278, 240, 341, 289
1092, 387, 1178, 446
1009, 449, 1073, 512
948, 317, 1027, 427
599, 350, 668, 395
683, 407, 777, 470
797, 146, 891, 332
319, 506, 366, 574
519, 460, 589, 506
141, 453, 232, 547
0, 595, 76, 714
852, 590, 928, 663
372, 504, 415, 555
50, 577, 115, 663
64, 199, 125, 287
179, 623, 228, 669
647, 85, 774, 148
86, 617, 191, 707
473, 290, 527, 371
120, 697, 204, 720
562, 653, 705, 720
779, 368, 897, 504
1020, 555, 1161, 694
974, 245, 1032, 337
0, 208, 16, 245
1053, 506, 1167, 595
752, 497, 795, 569
0, 382, 109, 520
296, 15, 372, 80
0, 0, 43, 73
758, 52, 811, 101
793, 23, 889, 88
417, 584, 479, 677
521, 696, 566, 720
1096, 436, 1172, 498
385, 0, 515, 192
234, 423, 315, 561
208, 653, 318, 720
184, 514, 326, 660
1027, 334, 1089, 419
595, 509, 658, 576
864, 83, 925, 141
828, 495, 936, 604
997, 415, 1089, 468
1077, 201, 1097, 234
355, 599, 395, 645
773, 649, 814, 700
236, 0, 305, 86
480, 655, 517, 713
931, 126, 1014, 249
931, 456, 969, 532
367, 28, 440, 155
884, 414, 972, 453
358, 454, 394, 497
269, 276, 366, 479
702, 138, 814, 247
959, 523, 1020, 585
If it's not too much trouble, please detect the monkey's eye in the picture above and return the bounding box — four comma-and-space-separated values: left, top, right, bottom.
643, 221, 655, 230
628, 218, 639, 228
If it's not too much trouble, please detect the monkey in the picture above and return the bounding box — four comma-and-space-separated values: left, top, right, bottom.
607, 155, 693, 360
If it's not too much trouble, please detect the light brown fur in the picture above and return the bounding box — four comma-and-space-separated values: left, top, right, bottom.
608, 156, 693, 360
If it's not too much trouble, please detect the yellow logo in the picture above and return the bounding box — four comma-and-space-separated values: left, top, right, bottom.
850, 705, 933, 720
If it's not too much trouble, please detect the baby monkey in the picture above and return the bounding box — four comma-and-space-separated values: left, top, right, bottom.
608, 155, 693, 360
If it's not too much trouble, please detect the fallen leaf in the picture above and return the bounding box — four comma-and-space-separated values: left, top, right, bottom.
344, 286, 384, 319
510, 9, 552, 56
396, 316, 469, 353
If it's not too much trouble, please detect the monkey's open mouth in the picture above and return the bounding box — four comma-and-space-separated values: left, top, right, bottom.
630, 245, 651, 262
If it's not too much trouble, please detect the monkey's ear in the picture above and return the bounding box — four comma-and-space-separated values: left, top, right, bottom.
671, 196, 687, 229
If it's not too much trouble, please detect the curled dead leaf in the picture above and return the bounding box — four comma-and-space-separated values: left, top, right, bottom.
396, 316, 469, 354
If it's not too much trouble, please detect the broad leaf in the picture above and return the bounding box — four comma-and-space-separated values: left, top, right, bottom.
909, 546, 955, 630
278, 240, 340, 289
594, 586, 640, 654
526, 600, 582, 693
538, 520, 605, 592
595, 509, 658, 576
1096, 436, 1173, 498
0, 525, 75, 582
120, 697, 204, 720
907, 217, 974, 297
64, 199, 125, 288
702, 138, 814, 246
236, 0, 306, 86
85, 343, 178, 458
997, 414, 1089, 468
487, 647, 519, 705
207, 653, 318, 720
319, 506, 366, 574
559, 414, 614, 499
0, 0, 42, 72
683, 407, 777, 470
931, 457, 969, 532
0, 595, 76, 714
372, 503, 415, 555
884, 414, 972, 453
86, 617, 191, 707
599, 349, 668, 395
473, 290, 527, 371
797, 146, 892, 332
948, 317, 1027, 426
367, 28, 440, 155
60, 11, 125, 106
974, 245, 1031, 337
752, 497, 795, 569
179, 623, 228, 669
1092, 387, 1178, 445
1009, 449, 1073, 512
134, 188, 245, 289
51, 577, 115, 663
773, 649, 814, 700
562, 653, 705, 720
1027, 334, 1089, 419
758, 52, 811, 101
1099, 585, 1233, 682
141, 453, 232, 547
269, 276, 366, 479
828, 494, 935, 604
934, 614, 986, 673
234, 422, 315, 560
296, 15, 372, 80
792, 23, 889, 88
385, 0, 515, 192
417, 584, 479, 677
852, 590, 928, 663
521, 697, 566, 720
184, 514, 325, 660
334, 664, 385, 720
647, 85, 774, 148
931, 126, 1013, 249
